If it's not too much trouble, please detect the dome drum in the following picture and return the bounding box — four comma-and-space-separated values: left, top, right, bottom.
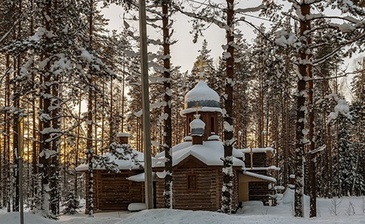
185, 100, 220, 110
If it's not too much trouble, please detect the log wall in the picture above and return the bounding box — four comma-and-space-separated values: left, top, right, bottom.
155, 160, 240, 211
85, 170, 144, 212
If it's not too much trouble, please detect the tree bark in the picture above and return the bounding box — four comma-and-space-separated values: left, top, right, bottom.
221, 0, 235, 214
86, 0, 94, 217
49, 73, 60, 215
162, 0, 173, 209
294, 2, 310, 218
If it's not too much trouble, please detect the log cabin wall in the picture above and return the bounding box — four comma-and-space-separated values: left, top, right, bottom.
155, 160, 240, 211
244, 152, 267, 168
243, 151, 274, 202
248, 181, 270, 201
85, 170, 144, 212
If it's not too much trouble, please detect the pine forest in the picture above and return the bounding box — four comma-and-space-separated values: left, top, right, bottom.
0, 0, 364, 219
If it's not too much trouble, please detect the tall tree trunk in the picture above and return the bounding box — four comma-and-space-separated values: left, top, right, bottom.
39, 69, 52, 215
13, 57, 20, 212
38, 0, 55, 216
2, 54, 11, 209
86, 0, 94, 217
31, 72, 38, 209
307, 38, 316, 217
49, 74, 60, 215
5, 55, 11, 211
94, 95, 98, 155
74, 95, 82, 198
221, 0, 235, 214
0, 109, 2, 209
121, 70, 125, 132
109, 77, 114, 145
162, 0, 173, 209
29, 0, 38, 210
13, 0, 23, 209
294, 2, 310, 218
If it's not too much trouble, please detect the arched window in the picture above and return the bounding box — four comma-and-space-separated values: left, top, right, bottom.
211, 116, 215, 134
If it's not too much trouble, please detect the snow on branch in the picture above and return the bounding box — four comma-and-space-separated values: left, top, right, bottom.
172, 4, 226, 30
327, 98, 352, 123
236, 3, 266, 14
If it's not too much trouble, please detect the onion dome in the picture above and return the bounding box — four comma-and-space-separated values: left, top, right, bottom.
181, 81, 221, 115
190, 114, 205, 136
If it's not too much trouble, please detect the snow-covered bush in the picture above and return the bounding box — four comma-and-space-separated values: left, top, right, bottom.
61, 193, 80, 215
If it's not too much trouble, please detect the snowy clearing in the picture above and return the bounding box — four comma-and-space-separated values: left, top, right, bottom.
1, 196, 365, 224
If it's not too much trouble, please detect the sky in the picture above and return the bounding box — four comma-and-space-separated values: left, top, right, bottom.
100, 0, 265, 73
100, 0, 364, 101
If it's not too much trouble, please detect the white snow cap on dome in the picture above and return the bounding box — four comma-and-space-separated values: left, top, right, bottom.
181, 81, 222, 115
185, 81, 220, 103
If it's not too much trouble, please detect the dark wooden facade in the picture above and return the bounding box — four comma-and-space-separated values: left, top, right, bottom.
244, 152, 267, 169
248, 181, 271, 201
243, 151, 276, 203
85, 170, 145, 212
154, 155, 240, 211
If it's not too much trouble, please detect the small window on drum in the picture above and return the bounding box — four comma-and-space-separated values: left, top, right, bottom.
211, 116, 215, 134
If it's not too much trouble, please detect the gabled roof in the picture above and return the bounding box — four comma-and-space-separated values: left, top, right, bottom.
75, 147, 144, 172
153, 140, 245, 168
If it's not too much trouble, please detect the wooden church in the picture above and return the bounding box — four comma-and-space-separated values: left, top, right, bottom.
151, 80, 277, 210
152, 80, 245, 211
76, 80, 277, 212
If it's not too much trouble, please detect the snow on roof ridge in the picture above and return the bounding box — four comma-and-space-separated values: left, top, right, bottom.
153, 140, 244, 167
116, 132, 131, 137
243, 171, 277, 183
240, 147, 275, 153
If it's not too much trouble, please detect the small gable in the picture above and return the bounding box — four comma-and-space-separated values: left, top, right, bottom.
174, 155, 208, 169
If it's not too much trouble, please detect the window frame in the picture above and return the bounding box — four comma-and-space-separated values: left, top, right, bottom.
187, 174, 197, 191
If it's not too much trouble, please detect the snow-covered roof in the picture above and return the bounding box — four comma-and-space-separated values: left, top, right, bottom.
117, 132, 131, 138
190, 114, 205, 129
75, 147, 144, 172
242, 171, 277, 183
243, 166, 280, 171
181, 81, 221, 115
190, 114, 205, 136
207, 135, 220, 141
154, 140, 244, 168
240, 147, 274, 153
126, 172, 156, 182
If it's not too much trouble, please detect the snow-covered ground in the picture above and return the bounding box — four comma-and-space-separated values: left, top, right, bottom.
1, 192, 365, 224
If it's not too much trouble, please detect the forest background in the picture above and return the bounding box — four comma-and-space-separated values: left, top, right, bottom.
0, 0, 364, 219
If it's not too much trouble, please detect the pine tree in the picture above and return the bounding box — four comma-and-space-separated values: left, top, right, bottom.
337, 113, 356, 196
190, 39, 216, 88
276, 1, 365, 217
350, 104, 365, 195
233, 33, 251, 149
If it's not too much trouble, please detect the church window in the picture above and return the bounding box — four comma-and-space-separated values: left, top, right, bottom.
187, 175, 197, 190
211, 116, 215, 134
